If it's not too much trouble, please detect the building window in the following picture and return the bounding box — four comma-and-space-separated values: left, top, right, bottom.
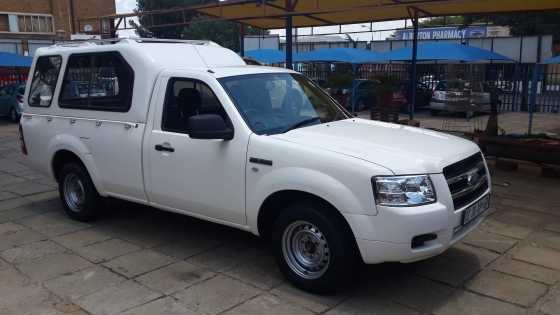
60, 52, 134, 112
28, 55, 62, 107
0, 13, 54, 34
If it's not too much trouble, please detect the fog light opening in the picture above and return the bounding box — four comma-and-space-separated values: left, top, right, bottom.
411, 233, 437, 249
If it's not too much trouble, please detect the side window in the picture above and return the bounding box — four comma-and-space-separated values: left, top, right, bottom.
161, 78, 229, 134
60, 52, 134, 112
28, 55, 62, 107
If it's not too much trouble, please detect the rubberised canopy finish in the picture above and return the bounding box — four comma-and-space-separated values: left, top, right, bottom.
0, 52, 32, 67
542, 56, 560, 64
245, 49, 286, 64
294, 48, 385, 64
379, 43, 514, 62
196, 0, 560, 29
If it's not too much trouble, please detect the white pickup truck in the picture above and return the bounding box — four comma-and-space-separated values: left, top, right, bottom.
20, 39, 491, 293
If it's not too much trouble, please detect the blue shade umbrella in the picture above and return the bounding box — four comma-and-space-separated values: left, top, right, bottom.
244, 49, 286, 64
0, 52, 32, 67
380, 43, 513, 62
294, 48, 384, 64
542, 55, 560, 64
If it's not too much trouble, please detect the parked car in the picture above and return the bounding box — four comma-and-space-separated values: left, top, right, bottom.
430, 80, 491, 117
0, 84, 25, 122
21, 39, 491, 293
399, 80, 432, 110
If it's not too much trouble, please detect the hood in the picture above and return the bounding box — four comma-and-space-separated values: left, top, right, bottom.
271, 119, 480, 174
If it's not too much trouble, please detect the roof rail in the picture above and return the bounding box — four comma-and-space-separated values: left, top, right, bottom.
49, 37, 219, 48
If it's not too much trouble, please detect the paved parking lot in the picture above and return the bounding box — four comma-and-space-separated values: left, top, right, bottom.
1, 121, 560, 315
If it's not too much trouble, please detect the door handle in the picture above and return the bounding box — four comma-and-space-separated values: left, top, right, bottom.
154, 143, 175, 152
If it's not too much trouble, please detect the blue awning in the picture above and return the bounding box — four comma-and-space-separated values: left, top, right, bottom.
0, 52, 32, 67
379, 43, 513, 62
542, 55, 560, 64
244, 49, 286, 64
294, 48, 384, 64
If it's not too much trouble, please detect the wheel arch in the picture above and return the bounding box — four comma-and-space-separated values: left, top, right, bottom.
256, 190, 357, 247
51, 149, 106, 196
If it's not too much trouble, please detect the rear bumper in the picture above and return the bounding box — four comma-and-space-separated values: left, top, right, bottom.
344, 173, 490, 264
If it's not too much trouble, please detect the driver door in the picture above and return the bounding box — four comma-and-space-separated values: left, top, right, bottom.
146, 75, 248, 225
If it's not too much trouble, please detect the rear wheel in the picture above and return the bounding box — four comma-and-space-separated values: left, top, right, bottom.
58, 162, 101, 222
272, 202, 359, 293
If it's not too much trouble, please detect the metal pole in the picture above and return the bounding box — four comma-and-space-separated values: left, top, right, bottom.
409, 8, 419, 121
285, 16, 293, 69
528, 64, 539, 135
239, 24, 245, 57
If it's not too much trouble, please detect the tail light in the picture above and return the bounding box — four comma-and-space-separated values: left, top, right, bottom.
18, 123, 27, 156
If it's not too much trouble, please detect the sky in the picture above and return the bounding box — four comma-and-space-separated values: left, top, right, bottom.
114, 0, 407, 41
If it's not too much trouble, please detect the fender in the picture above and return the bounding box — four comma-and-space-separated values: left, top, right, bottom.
47, 134, 108, 197
246, 167, 373, 235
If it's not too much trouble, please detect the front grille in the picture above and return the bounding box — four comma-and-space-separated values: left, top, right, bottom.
443, 152, 488, 210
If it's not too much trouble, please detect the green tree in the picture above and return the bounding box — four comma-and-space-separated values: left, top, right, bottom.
130, 0, 266, 51
464, 12, 560, 38
419, 13, 560, 39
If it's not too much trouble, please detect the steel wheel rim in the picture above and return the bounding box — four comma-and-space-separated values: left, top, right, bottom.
63, 173, 85, 212
282, 220, 330, 279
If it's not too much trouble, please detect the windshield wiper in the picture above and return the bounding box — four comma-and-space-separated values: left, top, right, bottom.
281, 117, 321, 134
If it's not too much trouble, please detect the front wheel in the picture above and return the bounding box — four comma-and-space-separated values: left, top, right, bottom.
58, 163, 101, 222
272, 202, 359, 293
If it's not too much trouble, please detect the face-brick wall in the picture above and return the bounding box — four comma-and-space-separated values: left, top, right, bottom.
0, 0, 115, 38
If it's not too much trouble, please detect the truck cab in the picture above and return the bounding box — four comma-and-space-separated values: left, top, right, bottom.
20, 39, 491, 293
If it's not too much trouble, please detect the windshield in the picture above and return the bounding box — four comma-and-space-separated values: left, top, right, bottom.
219, 73, 349, 135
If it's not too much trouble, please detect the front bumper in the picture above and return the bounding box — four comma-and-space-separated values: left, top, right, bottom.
430, 101, 491, 113
345, 173, 490, 264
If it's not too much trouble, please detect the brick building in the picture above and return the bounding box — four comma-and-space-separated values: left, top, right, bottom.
0, 0, 115, 56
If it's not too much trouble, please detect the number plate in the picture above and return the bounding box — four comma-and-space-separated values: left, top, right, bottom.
462, 195, 490, 226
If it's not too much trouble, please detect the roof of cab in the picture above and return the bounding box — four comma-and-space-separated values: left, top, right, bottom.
34, 38, 247, 70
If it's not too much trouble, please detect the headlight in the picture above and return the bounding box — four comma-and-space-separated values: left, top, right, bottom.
373, 175, 436, 206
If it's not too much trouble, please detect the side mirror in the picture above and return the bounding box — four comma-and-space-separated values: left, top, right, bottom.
188, 114, 234, 140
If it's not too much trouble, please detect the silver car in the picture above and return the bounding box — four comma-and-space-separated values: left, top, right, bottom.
430, 80, 491, 117
0, 84, 25, 122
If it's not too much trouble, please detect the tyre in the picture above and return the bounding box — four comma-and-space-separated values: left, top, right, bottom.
58, 162, 101, 222
272, 202, 359, 293
9, 107, 19, 122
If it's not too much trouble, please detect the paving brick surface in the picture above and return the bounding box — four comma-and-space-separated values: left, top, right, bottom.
74, 238, 141, 263
102, 249, 176, 278
76, 280, 161, 315
0, 122, 557, 314
491, 258, 560, 285
136, 260, 215, 295
466, 270, 548, 306
433, 290, 526, 315
45, 266, 127, 300
173, 275, 261, 314
514, 246, 560, 271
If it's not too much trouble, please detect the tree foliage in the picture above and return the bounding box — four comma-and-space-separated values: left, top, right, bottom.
464, 12, 560, 38
130, 0, 266, 51
419, 13, 560, 39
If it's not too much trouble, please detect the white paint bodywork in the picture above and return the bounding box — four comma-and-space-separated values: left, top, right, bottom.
21, 41, 490, 264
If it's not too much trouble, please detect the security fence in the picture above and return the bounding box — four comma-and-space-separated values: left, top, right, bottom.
298, 62, 560, 114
